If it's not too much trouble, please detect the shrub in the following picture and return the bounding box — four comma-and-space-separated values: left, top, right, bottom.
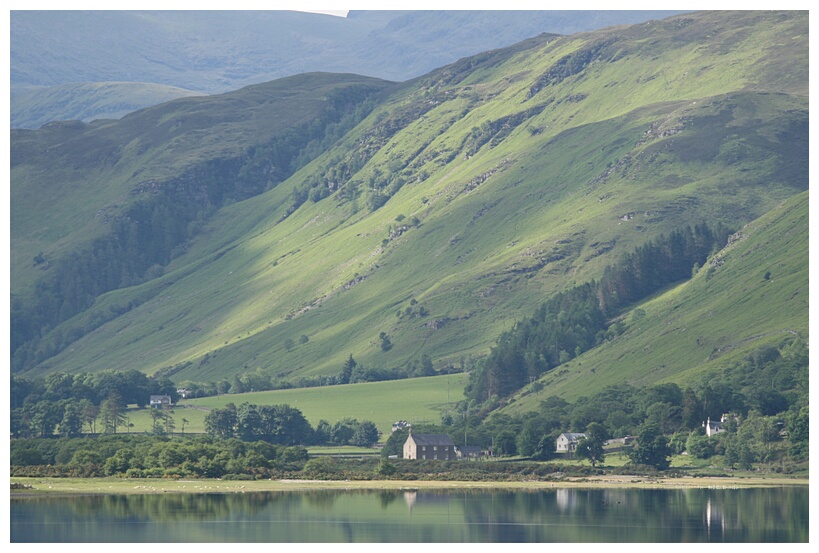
10, 448, 44, 466
222, 473, 256, 480
302, 457, 341, 479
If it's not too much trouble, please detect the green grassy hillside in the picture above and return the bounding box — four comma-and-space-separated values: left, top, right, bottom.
500, 190, 808, 412
11, 72, 391, 296
12, 11, 807, 399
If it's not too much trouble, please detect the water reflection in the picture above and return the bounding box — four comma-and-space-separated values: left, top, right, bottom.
11, 486, 808, 543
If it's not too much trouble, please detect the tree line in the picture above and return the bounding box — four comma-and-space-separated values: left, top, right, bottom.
203, 402, 380, 448
596, 223, 731, 315
163, 352, 460, 399
465, 224, 732, 404
10, 434, 310, 479
10, 433, 603, 481
11, 370, 178, 438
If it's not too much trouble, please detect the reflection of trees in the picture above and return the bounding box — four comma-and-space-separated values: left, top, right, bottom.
376, 490, 402, 509
459, 488, 809, 542
689, 488, 809, 542
13, 487, 809, 542
66, 492, 303, 522
302, 490, 339, 510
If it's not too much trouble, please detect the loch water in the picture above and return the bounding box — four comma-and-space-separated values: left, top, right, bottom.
10, 486, 808, 543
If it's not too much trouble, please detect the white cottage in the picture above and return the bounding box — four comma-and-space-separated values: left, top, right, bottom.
555, 432, 587, 452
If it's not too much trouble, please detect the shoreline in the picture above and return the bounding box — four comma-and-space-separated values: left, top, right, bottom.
11, 474, 808, 496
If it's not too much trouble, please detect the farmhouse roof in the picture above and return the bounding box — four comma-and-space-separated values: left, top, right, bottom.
409, 432, 455, 446
559, 432, 587, 441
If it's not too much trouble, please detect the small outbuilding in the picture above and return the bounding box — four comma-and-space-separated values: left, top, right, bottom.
392, 420, 412, 433
150, 395, 172, 409
455, 445, 485, 460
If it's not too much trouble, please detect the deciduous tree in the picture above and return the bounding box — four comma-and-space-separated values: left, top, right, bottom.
629, 424, 672, 470
576, 422, 608, 467
352, 420, 380, 447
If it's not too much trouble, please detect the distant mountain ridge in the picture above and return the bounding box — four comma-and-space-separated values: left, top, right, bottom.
10, 11, 807, 406
10, 10, 687, 128
10, 82, 204, 130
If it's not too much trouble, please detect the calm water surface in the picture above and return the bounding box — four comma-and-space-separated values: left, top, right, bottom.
10, 487, 808, 542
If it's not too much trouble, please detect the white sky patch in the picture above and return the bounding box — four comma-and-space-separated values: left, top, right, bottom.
296, 10, 349, 17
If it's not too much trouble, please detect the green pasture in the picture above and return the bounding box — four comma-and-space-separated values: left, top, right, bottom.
175, 373, 468, 437
116, 406, 208, 435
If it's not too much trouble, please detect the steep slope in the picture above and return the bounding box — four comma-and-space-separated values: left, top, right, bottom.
500, 190, 808, 411
10, 73, 393, 368
12, 11, 807, 385
11, 72, 391, 294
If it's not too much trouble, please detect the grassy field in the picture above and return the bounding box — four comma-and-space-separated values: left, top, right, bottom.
120, 373, 469, 437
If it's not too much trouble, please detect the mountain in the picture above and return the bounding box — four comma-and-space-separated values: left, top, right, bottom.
10, 82, 204, 130
10, 10, 687, 128
10, 11, 808, 405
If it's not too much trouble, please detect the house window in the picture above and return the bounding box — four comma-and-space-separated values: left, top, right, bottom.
433, 446, 438, 451
421, 446, 426, 451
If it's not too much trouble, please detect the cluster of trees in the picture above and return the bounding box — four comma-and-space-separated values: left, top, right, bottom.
466, 224, 732, 404
203, 402, 313, 445
467, 282, 605, 401
314, 418, 381, 448
684, 407, 809, 469
462, 104, 548, 156
596, 223, 732, 315
443, 338, 808, 470
203, 402, 381, 448
10, 434, 309, 479
11, 84, 384, 374
10, 370, 179, 438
